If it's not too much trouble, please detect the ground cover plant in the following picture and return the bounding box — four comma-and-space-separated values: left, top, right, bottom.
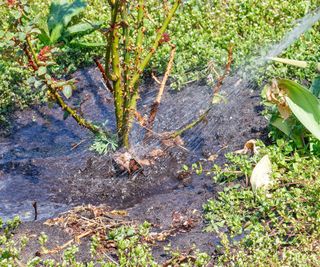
0, 209, 210, 266
203, 139, 320, 265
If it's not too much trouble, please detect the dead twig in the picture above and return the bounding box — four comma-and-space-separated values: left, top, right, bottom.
151, 72, 161, 85
147, 46, 176, 132
71, 139, 87, 150
213, 45, 233, 94
43, 205, 131, 255
103, 253, 119, 265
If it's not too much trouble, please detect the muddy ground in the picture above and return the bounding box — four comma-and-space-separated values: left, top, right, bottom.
0, 66, 267, 263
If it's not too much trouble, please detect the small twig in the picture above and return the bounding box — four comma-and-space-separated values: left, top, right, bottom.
213, 45, 233, 94
104, 253, 119, 265
32, 201, 38, 221
15, 259, 26, 267
135, 111, 147, 126
151, 72, 161, 85
147, 46, 176, 131
42, 230, 94, 255
71, 139, 87, 150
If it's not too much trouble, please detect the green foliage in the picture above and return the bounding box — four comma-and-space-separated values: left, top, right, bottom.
280, 79, 320, 140
203, 140, 320, 265
90, 133, 118, 154
263, 78, 320, 145
155, 0, 320, 88
39, 0, 102, 46
0, 216, 23, 265
0, 3, 46, 130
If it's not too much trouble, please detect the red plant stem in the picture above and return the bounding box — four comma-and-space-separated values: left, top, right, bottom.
94, 58, 114, 93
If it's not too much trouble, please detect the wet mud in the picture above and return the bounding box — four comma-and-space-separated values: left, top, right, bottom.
0, 65, 267, 261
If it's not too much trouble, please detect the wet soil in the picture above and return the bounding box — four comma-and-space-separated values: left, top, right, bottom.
0, 66, 267, 262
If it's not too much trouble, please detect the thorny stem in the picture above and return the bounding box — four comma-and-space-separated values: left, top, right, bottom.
128, 0, 181, 92
109, 1, 125, 145
121, 0, 145, 148
121, 2, 132, 147
213, 45, 233, 94
121, 0, 181, 147
26, 35, 40, 67
105, 1, 120, 81
170, 106, 213, 138
24, 34, 108, 137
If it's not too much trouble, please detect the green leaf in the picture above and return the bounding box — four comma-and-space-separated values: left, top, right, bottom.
49, 24, 64, 44
47, 0, 87, 43
62, 84, 73, 99
278, 79, 320, 140
18, 32, 26, 41
310, 76, 320, 98
38, 28, 51, 45
270, 116, 304, 146
68, 40, 105, 48
63, 110, 70, 120
47, 0, 87, 31
37, 66, 47, 76
64, 22, 102, 39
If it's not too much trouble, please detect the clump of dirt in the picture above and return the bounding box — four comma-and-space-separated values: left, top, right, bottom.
0, 65, 267, 262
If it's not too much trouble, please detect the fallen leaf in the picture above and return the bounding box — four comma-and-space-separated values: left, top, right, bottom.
250, 155, 273, 192
207, 154, 218, 161
113, 151, 132, 172
235, 139, 259, 155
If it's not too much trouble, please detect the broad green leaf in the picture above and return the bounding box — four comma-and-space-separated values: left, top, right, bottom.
38, 26, 51, 45
270, 117, 292, 137
62, 84, 73, 99
47, 0, 87, 43
47, 0, 87, 31
64, 22, 102, 39
68, 40, 105, 48
49, 24, 64, 44
278, 79, 320, 140
310, 76, 320, 98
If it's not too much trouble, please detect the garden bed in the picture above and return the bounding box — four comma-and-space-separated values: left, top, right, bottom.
0, 66, 267, 263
